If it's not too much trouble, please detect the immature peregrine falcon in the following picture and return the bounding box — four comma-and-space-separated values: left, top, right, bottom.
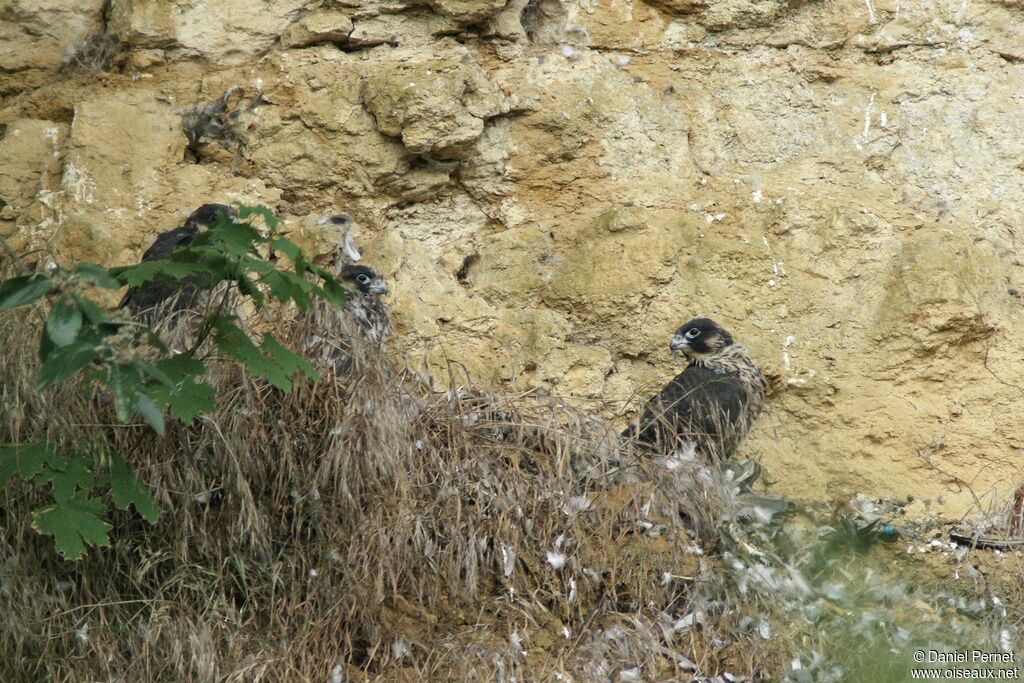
304, 214, 391, 373
622, 318, 766, 460
336, 263, 391, 347
118, 203, 238, 319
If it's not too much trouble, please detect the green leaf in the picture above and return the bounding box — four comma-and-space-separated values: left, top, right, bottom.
208, 221, 265, 258
106, 363, 141, 422
242, 257, 274, 276
213, 316, 266, 364
97, 320, 130, 336
37, 341, 97, 390
211, 318, 298, 390
73, 263, 120, 289
138, 328, 169, 355
155, 354, 206, 379
38, 327, 56, 362
42, 456, 93, 503
73, 294, 106, 324
133, 359, 174, 387
109, 260, 204, 287
263, 333, 320, 384
46, 299, 83, 347
233, 555, 248, 589
136, 391, 165, 435
233, 273, 264, 306
237, 204, 279, 230
0, 442, 60, 485
308, 264, 335, 280
0, 273, 52, 310
30, 492, 112, 560
193, 252, 230, 280
108, 451, 159, 523
146, 376, 215, 422
316, 277, 347, 309
261, 270, 315, 308
145, 354, 213, 422
269, 237, 304, 263
258, 271, 294, 305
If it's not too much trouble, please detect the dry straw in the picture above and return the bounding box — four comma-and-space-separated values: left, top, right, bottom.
0, 274, 793, 681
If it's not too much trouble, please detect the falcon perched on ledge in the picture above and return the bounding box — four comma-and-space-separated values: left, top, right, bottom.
335, 262, 391, 348
622, 317, 766, 461
304, 214, 392, 373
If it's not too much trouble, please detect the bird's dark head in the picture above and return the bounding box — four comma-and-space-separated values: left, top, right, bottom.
339, 264, 389, 295
186, 203, 237, 228
669, 317, 735, 359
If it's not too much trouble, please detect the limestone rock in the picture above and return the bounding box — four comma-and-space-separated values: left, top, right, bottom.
700, 0, 785, 30
235, 51, 408, 209
109, 0, 311, 64
421, 0, 510, 24
0, 0, 106, 86
362, 55, 503, 160
541, 207, 699, 355
41, 91, 278, 266
0, 119, 68, 247
643, 0, 705, 14
62, 93, 185, 203
347, 11, 460, 48
645, 0, 786, 29
281, 10, 353, 48
507, 0, 567, 43
126, 49, 167, 70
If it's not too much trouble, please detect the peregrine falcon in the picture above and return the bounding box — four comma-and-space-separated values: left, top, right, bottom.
622, 318, 766, 461
304, 214, 391, 373
118, 203, 238, 319
336, 263, 391, 347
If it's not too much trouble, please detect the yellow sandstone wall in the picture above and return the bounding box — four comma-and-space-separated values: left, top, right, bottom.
2, 0, 1023, 515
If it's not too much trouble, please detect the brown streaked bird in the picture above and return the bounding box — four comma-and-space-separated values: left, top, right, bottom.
305, 214, 392, 373
336, 262, 391, 348
622, 317, 766, 461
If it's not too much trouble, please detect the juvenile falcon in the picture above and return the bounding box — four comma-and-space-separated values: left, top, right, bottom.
622, 317, 766, 460
335, 262, 391, 348
118, 203, 238, 319
304, 214, 392, 373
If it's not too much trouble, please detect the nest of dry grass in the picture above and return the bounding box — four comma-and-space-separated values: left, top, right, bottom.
0, 299, 780, 682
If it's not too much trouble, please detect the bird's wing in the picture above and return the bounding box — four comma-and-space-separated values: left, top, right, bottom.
629, 364, 748, 447
122, 280, 187, 313
139, 225, 197, 261
119, 226, 201, 313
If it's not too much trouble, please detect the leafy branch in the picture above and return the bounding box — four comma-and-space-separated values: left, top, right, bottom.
0, 205, 345, 559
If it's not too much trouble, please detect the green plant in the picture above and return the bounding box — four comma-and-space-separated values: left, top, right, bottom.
0, 205, 345, 559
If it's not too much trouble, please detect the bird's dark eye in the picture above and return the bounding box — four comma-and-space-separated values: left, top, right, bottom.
357, 274, 370, 284
685, 328, 701, 339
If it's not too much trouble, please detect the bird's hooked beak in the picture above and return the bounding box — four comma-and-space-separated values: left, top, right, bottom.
369, 279, 389, 295
669, 333, 689, 353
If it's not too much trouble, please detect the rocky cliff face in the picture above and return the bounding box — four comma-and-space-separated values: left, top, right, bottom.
2, 0, 1022, 515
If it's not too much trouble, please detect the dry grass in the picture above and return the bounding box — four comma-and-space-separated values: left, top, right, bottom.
0, 293, 777, 682
1, 284, 1017, 682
